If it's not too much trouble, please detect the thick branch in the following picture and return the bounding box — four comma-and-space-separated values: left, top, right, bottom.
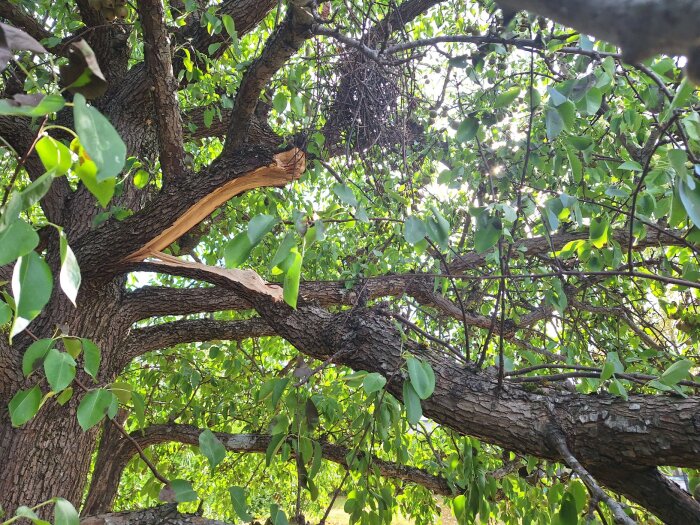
83, 423, 452, 515
173, 0, 277, 63
0, 116, 71, 225
591, 465, 700, 525
183, 107, 231, 140
137, 0, 187, 186
81, 505, 228, 525
496, 0, 700, 62
449, 226, 685, 273
0, 3, 51, 43
118, 318, 273, 371
74, 148, 304, 276
224, 2, 314, 152
548, 431, 635, 525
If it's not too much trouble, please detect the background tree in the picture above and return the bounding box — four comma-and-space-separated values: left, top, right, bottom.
0, 1, 700, 524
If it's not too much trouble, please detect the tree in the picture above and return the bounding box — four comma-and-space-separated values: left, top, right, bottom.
0, 0, 699, 524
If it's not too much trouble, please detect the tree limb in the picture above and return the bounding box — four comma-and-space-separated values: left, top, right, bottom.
117, 318, 273, 371
547, 430, 635, 525
496, 0, 700, 62
449, 226, 686, 273
83, 423, 453, 515
0, 3, 51, 43
224, 1, 315, 152
73, 148, 304, 275
137, 0, 187, 186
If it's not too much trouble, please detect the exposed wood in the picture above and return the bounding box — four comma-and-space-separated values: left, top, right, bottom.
123, 148, 304, 262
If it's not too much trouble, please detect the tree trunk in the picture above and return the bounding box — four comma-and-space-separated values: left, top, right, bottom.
0, 280, 129, 513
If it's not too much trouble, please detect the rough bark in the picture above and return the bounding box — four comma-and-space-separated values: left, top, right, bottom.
496, 0, 700, 61
83, 423, 453, 515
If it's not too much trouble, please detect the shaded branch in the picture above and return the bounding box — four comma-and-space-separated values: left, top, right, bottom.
224, 1, 314, 152
183, 106, 231, 140
81, 505, 227, 525
83, 423, 453, 515
0, 3, 51, 43
137, 0, 187, 186
117, 317, 273, 371
449, 226, 685, 273
497, 0, 700, 62
74, 148, 304, 276
547, 430, 635, 525
590, 465, 700, 525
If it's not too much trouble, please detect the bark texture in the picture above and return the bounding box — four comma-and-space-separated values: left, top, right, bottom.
1, 0, 699, 524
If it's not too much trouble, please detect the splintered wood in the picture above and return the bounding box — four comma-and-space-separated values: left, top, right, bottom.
146, 252, 283, 301
124, 148, 304, 263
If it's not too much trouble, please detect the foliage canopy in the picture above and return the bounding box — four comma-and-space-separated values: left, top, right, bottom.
1, 1, 700, 525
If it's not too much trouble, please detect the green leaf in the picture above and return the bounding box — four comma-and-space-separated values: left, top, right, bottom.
427, 206, 450, 246
109, 381, 132, 403
558, 492, 578, 525
229, 486, 253, 522
609, 378, 628, 400
556, 101, 576, 130
56, 387, 73, 406
224, 231, 253, 268
283, 248, 303, 308
455, 117, 479, 142
474, 213, 502, 253
133, 169, 149, 189
678, 175, 700, 228
546, 106, 565, 141
618, 160, 643, 172
670, 78, 694, 111
659, 359, 693, 386
406, 357, 435, 399
77, 389, 115, 431
270, 233, 296, 269
305, 398, 320, 429
199, 429, 227, 470
22, 338, 54, 376
0, 219, 39, 266
54, 498, 78, 525
402, 380, 422, 425
269, 413, 290, 435
601, 352, 624, 380
266, 433, 286, 466
44, 348, 76, 392
403, 216, 426, 245
584, 87, 602, 114
0, 298, 11, 325
589, 216, 609, 248
15, 505, 50, 525
566, 135, 592, 151
36, 136, 72, 176
272, 92, 287, 113
75, 156, 115, 207
0, 94, 65, 117
1, 171, 55, 233
270, 504, 289, 525
332, 184, 358, 207
82, 339, 101, 380
494, 86, 520, 109
247, 214, 277, 245
73, 93, 126, 182
9, 385, 42, 426
362, 372, 387, 394
170, 479, 198, 502
63, 337, 82, 358
59, 233, 81, 306
129, 391, 145, 428
11, 252, 53, 339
